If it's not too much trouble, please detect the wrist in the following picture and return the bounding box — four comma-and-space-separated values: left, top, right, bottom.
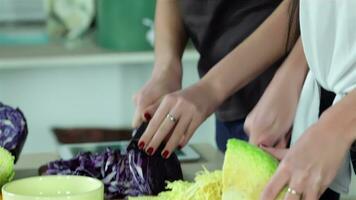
197, 78, 226, 111
318, 110, 356, 148
152, 59, 183, 85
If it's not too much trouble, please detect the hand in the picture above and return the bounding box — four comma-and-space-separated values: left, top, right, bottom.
244, 38, 307, 148
138, 81, 220, 159
260, 123, 352, 200
132, 67, 182, 128
244, 82, 298, 148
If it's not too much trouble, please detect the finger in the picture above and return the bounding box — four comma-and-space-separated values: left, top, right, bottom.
132, 107, 144, 128
303, 187, 318, 200
162, 114, 191, 159
284, 176, 305, 200
261, 163, 290, 200
145, 104, 181, 155
283, 190, 302, 200
131, 92, 158, 128
275, 130, 291, 148
139, 98, 172, 151
178, 134, 186, 149
243, 114, 252, 137
180, 117, 200, 147
303, 176, 322, 200
261, 146, 288, 161
142, 102, 160, 121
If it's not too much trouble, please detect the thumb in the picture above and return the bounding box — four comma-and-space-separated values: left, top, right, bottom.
132, 107, 143, 128
260, 145, 288, 161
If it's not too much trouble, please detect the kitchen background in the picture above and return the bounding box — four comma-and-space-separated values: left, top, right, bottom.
0, 0, 215, 154
0, 0, 355, 198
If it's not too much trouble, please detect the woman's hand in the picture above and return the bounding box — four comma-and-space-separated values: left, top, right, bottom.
244, 38, 308, 148
138, 81, 220, 159
132, 66, 182, 128
244, 87, 296, 148
261, 122, 352, 200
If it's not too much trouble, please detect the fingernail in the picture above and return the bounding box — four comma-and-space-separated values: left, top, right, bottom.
147, 147, 154, 155
144, 113, 152, 121
178, 145, 183, 150
259, 144, 267, 148
138, 141, 145, 150
162, 150, 170, 159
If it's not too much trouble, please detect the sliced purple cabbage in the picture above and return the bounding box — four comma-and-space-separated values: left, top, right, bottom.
0, 102, 28, 162
44, 147, 183, 199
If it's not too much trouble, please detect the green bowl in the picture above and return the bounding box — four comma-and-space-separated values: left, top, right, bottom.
1, 176, 104, 200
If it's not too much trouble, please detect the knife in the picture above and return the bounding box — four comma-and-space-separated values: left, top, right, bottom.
127, 122, 148, 150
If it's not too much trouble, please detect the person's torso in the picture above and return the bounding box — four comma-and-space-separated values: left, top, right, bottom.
178, 0, 282, 121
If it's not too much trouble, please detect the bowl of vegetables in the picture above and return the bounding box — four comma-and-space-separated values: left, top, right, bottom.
1, 176, 104, 200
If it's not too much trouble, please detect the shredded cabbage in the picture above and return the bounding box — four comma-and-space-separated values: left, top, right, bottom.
129, 168, 222, 200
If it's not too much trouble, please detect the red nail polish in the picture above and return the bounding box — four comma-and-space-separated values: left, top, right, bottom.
138, 141, 145, 150
147, 147, 154, 155
162, 150, 170, 159
144, 113, 152, 121
178, 145, 183, 150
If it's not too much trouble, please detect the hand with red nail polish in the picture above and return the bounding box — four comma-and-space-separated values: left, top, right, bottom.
138, 81, 222, 162
131, 63, 183, 129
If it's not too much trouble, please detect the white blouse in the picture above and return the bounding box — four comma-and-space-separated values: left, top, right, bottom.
292, 0, 356, 194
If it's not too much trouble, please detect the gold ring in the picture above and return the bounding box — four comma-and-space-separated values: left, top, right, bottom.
166, 113, 177, 123
287, 187, 302, 196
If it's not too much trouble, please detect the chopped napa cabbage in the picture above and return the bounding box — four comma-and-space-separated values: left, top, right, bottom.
129, 168, 222, 200
223, 139, 286, 200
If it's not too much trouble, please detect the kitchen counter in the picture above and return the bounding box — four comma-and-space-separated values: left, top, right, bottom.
14, 143, 224, 181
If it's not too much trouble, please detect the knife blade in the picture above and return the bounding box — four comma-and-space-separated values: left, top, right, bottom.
127, 122, 148, 150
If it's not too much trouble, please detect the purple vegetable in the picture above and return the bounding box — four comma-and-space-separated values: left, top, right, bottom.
45, 148, 183, 199
0, 102, 28, 162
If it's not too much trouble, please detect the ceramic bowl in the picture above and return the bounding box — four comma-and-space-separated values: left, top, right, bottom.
2, 176, 103, 200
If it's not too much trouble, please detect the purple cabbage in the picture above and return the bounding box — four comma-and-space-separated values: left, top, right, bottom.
44, 148, 183, 199
0, 102, 28, 162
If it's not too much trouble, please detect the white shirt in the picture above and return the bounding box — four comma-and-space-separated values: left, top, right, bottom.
292, 0, 356, 194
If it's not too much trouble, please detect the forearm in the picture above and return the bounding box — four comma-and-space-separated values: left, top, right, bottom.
153, 0, 188, 79
244, 38, 307, 145
268, 38, 308, 100
318, 89, 356, 145
200, 0, 295, 104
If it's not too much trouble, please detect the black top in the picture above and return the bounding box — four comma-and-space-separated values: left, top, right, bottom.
179, 0, 283, 121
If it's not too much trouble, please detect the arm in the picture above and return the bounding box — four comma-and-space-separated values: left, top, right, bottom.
152, 0, 188, 80
262, 89, 356, 200
318, 89, 356, 144
132, 0, 188, 128
138, 0, 302, 157
244, 38, 308, 147
200, 0, 297, 105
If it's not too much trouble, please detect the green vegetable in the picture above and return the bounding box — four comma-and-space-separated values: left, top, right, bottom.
129, 169, 222, 200
0, 147, 15, 188
130, 139, 286, 200
222, 139, 286, 200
